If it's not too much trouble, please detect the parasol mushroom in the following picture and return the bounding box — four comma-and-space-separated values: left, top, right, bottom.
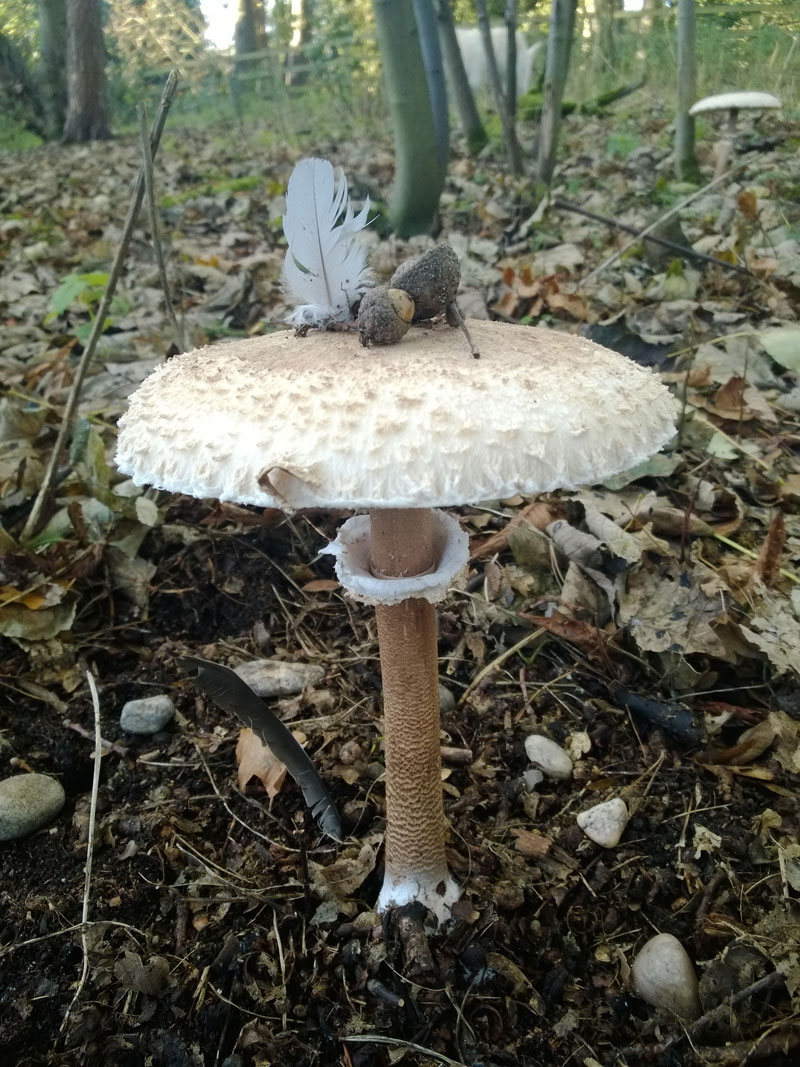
689, 91, 781, 177
116, 319, 676, 922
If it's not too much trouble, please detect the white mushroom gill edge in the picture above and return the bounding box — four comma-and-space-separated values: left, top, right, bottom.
323, 510, 469, 606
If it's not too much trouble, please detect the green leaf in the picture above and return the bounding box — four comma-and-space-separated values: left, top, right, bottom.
759, 327, 800, 372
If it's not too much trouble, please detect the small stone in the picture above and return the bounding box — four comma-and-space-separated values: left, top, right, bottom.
631, 933, 702, 1019
524, 735, 573, 781
120, 695, 175, 735
234, 659, 325, 698
523, 768, 544, 792
576, 797, 628, 847
0, 774, 66, 840
438, 684, 456, 714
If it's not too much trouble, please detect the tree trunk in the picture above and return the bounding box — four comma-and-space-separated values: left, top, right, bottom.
435, 0, 486, 155
596, 0, 616, 67
372, 0, 445, 237
38, 0, 67, 139
286, 0, 314, 86
675, 0, 700, 181
412, 0, 449, 179
0, 31, 46, 135
62, 0, 110, 141
535, 0, 577, 187
475, 0, 523, 175
504, 0, 518, 120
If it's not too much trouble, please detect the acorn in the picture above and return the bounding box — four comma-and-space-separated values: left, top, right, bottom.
389, 242, 461, 322
357, 286, 415, 347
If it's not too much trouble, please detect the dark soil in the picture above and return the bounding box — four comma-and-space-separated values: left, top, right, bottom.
1, 504, 798, 1067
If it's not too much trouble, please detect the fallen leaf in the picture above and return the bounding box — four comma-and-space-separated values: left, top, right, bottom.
235, 727, 287, 797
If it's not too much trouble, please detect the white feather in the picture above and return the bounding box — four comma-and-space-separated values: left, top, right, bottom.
281, 158, 371, 327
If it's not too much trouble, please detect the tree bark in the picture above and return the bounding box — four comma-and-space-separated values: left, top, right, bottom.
38, 0, 67, 139
62, 0, 110, 141
535, 0, 577, 188
372, 0, 445, 237
675, 0, 700, 181
435, 0, 486, 155
475, 0, 523, 175
412, 0, 449, 179
504, 0, 518, 121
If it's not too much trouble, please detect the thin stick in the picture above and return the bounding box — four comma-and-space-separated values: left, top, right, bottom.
582, 160, 750, 284
554, 198, 754, 277
58, 670, 104, 1038
341, 1035, 468, 1067
22, 70, 180, 541
137, 103, 186, 353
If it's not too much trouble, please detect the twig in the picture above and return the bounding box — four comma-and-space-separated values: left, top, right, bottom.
137, 102, 187, 353
58, 670, 104, 1038
456, 627, 545, 710
582, 160, 750, 284
63, 718, 129, 757
341, 1035, 468, 1067
554, 198, 754, 277
22, 70, 180, 541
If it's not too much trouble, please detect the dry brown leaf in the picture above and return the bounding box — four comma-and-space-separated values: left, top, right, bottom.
235, 726, 287, 797
470, 500, 557, 559
519, 612, 610, 658
302, 579, 340, 593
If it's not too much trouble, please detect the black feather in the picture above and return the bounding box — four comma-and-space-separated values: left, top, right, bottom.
182, 656, 342, 840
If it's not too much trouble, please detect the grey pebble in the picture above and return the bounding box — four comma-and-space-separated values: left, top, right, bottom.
234, 659, 325, 697
0, 774, 66, 840
120, 695, 175, 735
438, 684, 456, 714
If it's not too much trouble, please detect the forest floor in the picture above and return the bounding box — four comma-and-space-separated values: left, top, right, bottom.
1, 93, 799, 1067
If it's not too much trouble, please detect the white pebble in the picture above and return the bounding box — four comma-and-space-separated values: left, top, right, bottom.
120, 695, 175, 734
631, 933, 702, 1019
523, 768, 545, 792
234, 659, 325, 697
576, 797, 628, 847
0, 774, 66, 840
524, 735, 573, 780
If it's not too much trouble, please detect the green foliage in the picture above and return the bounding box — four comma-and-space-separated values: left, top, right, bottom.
45, 271, 109, 320
0, 113, 42, 150
606, 129, 640, 159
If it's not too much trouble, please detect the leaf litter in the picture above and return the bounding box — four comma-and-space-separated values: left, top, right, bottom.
0, 107, 799, 1067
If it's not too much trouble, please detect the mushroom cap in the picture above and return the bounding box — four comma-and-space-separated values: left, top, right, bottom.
689, 91, 781, 116
115, 321, 676, 510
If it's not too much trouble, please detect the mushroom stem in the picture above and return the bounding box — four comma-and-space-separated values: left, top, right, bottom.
370, 507, 459, 921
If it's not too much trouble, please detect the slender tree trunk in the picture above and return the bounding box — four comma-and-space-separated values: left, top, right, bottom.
62, 0, 110, 142
373, 0, 444, 237
412, 0, 449, 179
675, 0, 700, 181
286, 0, 314, 86
475, 0, 523, 175
38, 0, 67, 139
535, 0, 577, 187
435, 0, 486, 155
504, 0, 518, 121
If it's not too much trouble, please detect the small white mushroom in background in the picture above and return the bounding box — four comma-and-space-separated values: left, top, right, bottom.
576, 797, 629, 848
116, 319, 676, 923
689, 91, 781, 178
524, 735, 574, 781
631, 932, 702, 1020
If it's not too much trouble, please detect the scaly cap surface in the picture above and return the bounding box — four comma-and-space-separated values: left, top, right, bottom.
116, 320, 676, 510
